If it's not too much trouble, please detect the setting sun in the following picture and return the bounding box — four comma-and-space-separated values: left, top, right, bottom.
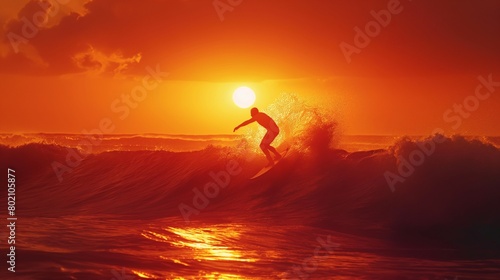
232, 86, 256, 108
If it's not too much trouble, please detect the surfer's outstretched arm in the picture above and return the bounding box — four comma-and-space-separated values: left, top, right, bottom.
233, 118, 255, 132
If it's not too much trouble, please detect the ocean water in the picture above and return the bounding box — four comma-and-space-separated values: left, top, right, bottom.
1, 98, 500, 279
1, 131, 500, 280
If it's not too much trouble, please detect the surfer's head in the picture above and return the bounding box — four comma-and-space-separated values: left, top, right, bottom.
251, 107, 259, 117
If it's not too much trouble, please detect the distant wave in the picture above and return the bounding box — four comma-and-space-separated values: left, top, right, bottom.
0, 133, 241, 153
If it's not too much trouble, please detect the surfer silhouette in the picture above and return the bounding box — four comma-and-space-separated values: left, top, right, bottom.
234, 107, 281, 167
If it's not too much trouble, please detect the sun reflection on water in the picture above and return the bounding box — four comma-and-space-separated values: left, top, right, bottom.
166, 226, 257, 262
170, 273, 243, 280
131, 270, 155, 278
141, 224, 258, 279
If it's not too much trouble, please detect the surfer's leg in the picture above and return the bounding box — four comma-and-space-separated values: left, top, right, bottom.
260, 132, 275, 166
263, 129, 280, 160
260, 143, 274, 166
268, 146, 281, 160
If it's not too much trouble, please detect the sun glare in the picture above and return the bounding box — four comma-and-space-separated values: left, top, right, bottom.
233, 86, 256, 108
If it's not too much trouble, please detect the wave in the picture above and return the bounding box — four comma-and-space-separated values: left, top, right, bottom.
2, 95, 499, 248
0, 133, 241, 153
2, 132, 500, 247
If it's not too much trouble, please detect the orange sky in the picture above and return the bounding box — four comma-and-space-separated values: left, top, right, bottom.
1, 0, 499, 135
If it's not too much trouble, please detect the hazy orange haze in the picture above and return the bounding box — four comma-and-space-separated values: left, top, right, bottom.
1, 0, 499, 135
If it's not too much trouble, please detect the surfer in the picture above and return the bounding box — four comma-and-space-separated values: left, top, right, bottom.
234, 107, 281, 167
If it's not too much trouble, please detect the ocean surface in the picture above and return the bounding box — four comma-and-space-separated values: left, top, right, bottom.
1, 106, 500, 280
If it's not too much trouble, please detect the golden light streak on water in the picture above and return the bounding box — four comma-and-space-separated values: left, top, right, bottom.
132, 270, 155, 278
166, 226, 257, 262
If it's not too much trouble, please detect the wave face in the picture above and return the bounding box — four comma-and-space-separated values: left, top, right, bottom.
2, 134, 500, 247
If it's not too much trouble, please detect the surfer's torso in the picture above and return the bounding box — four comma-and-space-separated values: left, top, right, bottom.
253, 112, 279, 132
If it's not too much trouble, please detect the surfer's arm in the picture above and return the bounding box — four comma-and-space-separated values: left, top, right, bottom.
233, 118, 255, 132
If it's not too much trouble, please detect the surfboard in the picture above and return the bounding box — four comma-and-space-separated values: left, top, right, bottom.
250, 148, 290, 179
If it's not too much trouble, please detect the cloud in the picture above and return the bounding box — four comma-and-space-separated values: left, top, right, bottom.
73, 45, 141, 76
0, 0, 499, 79
0, 0, 211, 76
0, 0, 92, 73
